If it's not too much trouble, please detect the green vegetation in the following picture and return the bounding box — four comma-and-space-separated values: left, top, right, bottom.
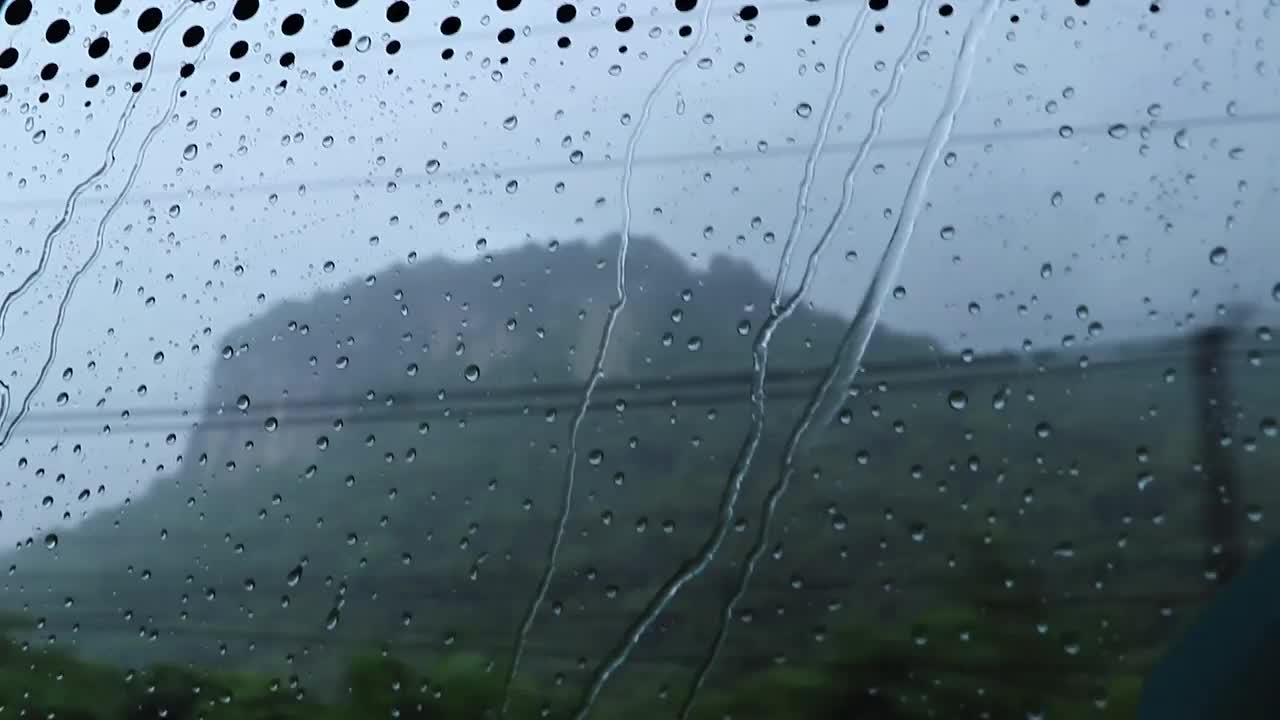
0, 542, 1146, 718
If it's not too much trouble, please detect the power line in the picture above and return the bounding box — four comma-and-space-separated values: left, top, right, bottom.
9, 336, 1272, 436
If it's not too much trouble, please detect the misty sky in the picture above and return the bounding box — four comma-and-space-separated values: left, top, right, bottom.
0, 0, 1276, 543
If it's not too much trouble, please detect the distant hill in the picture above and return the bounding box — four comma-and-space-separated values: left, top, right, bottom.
0, 237, 935, 676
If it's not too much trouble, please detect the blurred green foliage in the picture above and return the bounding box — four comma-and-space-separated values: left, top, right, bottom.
0, 541, 1146, 720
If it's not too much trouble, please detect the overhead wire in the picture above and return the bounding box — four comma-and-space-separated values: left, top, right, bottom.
7, 335, 1273, 436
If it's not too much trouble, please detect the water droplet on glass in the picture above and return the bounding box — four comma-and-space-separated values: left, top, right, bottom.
1260, 417, 1277, 437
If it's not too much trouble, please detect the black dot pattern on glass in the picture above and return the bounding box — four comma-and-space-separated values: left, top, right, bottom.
138, 7, 164, 32
46, 19, 72, 43
4, 0, 32, 26
0, 0, 943, 109
183, 25, 206, 47
232, 0, 259, 21
89, 36, 111, 58
281, 13, 304, 36
40, 62, 58, 80
386, 1, 409, 22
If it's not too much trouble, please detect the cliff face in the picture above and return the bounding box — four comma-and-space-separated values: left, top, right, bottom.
187, 235, 933, 480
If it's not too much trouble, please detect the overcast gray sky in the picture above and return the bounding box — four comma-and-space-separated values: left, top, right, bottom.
0, 0, 1276, 543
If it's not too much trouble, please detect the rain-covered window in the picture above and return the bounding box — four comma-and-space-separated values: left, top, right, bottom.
0, 0, 1276, 717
